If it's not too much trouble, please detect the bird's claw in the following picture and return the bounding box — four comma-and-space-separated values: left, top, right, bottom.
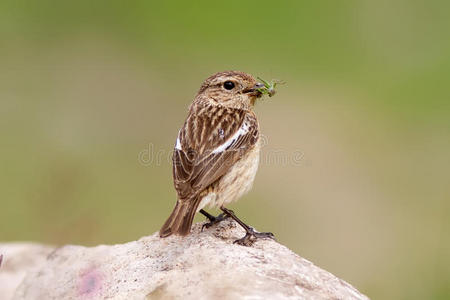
233, 227, 275, 246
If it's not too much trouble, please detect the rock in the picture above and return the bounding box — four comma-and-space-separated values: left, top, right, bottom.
1, 220, 369, 299
0, 243, 54, 300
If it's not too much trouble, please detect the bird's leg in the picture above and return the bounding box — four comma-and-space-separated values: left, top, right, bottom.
200, 209, 230, 231
220, 206, 275, 246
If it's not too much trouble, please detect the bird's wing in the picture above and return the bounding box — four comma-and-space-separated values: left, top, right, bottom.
172, 104, 259, 202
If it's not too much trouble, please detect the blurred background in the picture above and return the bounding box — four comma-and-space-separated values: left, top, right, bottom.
1, 0, 449, 298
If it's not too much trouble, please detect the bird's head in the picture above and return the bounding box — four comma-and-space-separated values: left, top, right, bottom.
196, 71, 265, 110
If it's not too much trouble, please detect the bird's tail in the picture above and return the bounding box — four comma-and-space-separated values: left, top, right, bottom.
159, 198, 200, 237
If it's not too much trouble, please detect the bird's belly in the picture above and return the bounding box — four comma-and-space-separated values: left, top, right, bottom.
197, 144, 260, 211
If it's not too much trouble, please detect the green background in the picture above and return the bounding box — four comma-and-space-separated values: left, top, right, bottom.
1, 1, 449, 298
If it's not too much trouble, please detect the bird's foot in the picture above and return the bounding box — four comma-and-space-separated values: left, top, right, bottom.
201, 210, 231, 231
233, 227, 275, 246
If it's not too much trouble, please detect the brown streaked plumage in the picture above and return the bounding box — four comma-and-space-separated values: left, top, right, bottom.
160, 71, 274, 245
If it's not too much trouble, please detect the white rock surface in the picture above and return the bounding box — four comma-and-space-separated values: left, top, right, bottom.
1, 220, 369, 299
0, 243, 54, 300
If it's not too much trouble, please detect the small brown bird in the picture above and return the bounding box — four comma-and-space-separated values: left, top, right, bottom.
159, 71, 274, 245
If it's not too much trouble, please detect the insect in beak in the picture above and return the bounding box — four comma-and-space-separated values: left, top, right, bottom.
243, 83, 265, 97
256, 77, 285, 97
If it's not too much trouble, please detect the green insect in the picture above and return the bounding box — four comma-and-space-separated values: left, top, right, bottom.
256, 77, 285, 97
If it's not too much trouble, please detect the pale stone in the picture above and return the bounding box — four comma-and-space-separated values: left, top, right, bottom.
1, 220, 369, 299
0, 243, 54, 300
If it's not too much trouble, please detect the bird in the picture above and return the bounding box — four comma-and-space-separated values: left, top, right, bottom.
159, 71, 274, 246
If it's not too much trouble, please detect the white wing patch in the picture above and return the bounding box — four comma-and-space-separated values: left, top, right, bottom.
175, 130, 182, 150
212, 122, 249, 154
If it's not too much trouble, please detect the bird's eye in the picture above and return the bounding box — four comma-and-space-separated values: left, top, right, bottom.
223, 81, 235, 90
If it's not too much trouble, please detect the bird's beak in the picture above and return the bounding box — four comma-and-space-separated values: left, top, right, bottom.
254, 82, 265, 91
244, 82, 265, 97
